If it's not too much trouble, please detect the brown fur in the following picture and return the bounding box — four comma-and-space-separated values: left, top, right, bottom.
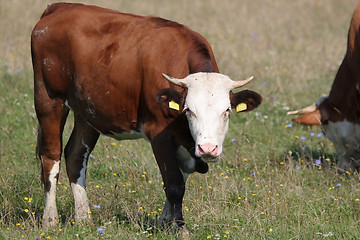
32, 3, 260, 228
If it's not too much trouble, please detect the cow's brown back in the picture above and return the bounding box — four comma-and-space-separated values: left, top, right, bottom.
32, 3, 218, 137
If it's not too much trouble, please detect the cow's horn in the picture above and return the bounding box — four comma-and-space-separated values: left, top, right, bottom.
162, 73, 187, 87
287, 104, 317, 115
232, 76, 254, 89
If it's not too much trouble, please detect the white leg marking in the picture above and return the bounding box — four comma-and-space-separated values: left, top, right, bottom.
71, 182, 91, 223
77, 139, 90, 187
43, 160, 60, 226
71, 139, 91, 223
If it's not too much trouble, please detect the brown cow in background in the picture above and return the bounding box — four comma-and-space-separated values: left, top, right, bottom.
288, 3, 360, 171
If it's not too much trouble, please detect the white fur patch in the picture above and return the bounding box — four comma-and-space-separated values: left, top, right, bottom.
324, 120, 360, 169
64, 100, 72, 109
32, 26, 49, 37
70, 139, 92, 222
43, 160, 60, 223
71, 182, 91, 222
77, 139, 90, 187
43, 58, 56, 71
183, 73, 232, 157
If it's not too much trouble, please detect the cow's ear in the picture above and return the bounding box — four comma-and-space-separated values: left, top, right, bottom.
230, 90, 262, 112
156, 88, 183, 111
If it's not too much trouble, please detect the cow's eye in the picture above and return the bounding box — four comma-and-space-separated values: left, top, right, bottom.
223, 108, 231, 118
184, 107, 196, 118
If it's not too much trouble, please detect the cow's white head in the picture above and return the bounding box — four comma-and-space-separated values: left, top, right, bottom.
161, 72, 262, 161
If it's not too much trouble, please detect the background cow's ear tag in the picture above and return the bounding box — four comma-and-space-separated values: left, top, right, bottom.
169, 100, 180, 111
236, 103, 247, 112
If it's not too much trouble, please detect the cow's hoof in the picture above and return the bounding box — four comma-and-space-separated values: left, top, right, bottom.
176, 224, 191, 239
75, 214, 93, 226
42, 216, 59, 229
160, 220, 191, 238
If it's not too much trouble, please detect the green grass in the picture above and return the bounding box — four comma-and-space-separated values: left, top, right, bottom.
1, 0, 360, 239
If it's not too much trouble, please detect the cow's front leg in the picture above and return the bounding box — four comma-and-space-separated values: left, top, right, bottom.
158, 165, 186, 229
159, 199, 174, 226
167, 178, 186, 227
160, 175, 191, 239
151, 138, 188, 231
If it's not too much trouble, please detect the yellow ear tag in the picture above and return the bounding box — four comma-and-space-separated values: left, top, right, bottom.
169, 100, 180, 111
236, 103, 247, 112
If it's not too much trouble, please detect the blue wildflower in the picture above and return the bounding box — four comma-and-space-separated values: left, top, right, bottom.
286, 123, 293, 128
232, 139, 237, 142
315, 159, 321, 165
310, 132, 315, 137
336, 183, 341, 187
317, 133, 323, 137
94, 205, 100, 209
97, 227, 104, 234
300, 136, 306, 140
251, 32, 258, 41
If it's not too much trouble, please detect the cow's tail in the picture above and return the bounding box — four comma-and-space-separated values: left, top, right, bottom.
35, 124, 41, 160
35, 124, 45, 183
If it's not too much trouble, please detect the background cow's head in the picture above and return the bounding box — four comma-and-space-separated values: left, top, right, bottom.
160, 72, 262, 161
287, 96, 328, 126
287, 96, 360, 171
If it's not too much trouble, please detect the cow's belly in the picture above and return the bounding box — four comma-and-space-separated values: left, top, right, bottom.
105, 130, 147, 141
324, 120, 360, 169
65, 98, 146, 141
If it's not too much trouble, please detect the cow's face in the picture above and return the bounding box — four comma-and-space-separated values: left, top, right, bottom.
162, 72, 262, 161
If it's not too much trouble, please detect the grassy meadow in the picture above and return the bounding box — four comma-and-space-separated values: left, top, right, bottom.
1, 0, 360, 239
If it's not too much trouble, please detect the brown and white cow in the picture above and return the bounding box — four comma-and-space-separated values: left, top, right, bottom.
32, 3, 262, 230
288, 3, 360, 171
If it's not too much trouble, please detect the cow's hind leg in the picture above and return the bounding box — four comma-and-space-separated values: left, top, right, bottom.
36, 97, 69, 228
64, 114, 99, 225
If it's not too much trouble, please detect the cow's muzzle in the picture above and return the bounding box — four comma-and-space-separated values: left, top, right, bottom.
196, 144, 219, 161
